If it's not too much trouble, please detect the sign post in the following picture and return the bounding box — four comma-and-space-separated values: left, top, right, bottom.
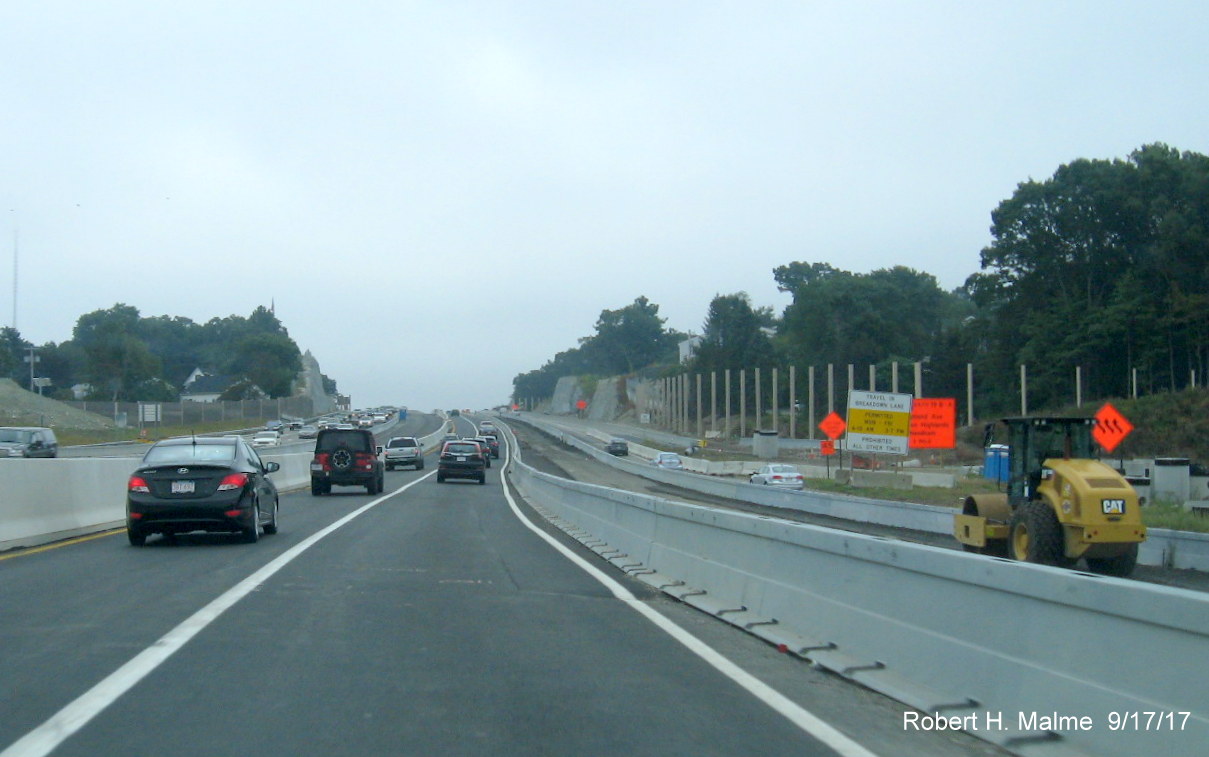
818, 412, 846, 477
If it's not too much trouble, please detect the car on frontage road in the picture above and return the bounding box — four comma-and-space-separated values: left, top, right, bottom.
251, 431, 280, 448
0, 427, 58, 458
651, 452, 684, 470
605, 439, 629, 456
749, 463, 805, 490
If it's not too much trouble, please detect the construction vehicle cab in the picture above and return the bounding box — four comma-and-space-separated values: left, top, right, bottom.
954, 416, 1146, 577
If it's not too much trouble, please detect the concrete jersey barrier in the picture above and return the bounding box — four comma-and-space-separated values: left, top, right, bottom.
0, 419, 450, 552
513, 413, 1209, 572
498, 419, 1209, 757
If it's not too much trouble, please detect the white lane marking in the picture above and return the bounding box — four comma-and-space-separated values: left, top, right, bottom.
496, 424, 879, 757
1, 472, 435, 757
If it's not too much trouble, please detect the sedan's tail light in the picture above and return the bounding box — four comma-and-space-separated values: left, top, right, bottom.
128, 475, 150, 493
217, 473, 249, 491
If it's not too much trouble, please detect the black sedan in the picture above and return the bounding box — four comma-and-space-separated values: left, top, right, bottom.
126, 436, 281, 546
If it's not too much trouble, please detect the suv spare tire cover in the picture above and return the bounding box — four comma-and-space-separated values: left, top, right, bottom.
330, 445, 355, 471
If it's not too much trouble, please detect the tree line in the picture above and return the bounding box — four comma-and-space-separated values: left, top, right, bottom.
513, 143, 1209, 419
0, 304, 325, 402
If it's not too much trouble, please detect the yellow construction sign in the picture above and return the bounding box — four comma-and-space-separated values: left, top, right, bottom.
845, 390, 913, 455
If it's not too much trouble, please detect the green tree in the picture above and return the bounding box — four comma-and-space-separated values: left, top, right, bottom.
777, 263, 955, 368
969, 143, 1209, 411
512, 297, 684, 403
0, 327, 30, 384
34, 341, 87, 398
690, 292, 777, 373
584, 296, 679, 374
73, 304, 162, 400
232, 333, 302, 398
139, 315, 203, 387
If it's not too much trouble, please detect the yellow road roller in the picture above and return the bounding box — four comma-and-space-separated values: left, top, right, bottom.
954, 417, 1146, 576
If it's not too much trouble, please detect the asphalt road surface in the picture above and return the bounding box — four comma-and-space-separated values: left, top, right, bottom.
0, 416, 1006, 757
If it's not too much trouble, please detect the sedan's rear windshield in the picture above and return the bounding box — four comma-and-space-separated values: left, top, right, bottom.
444, 443, 479, 455
387, 438, 418, 448
144, 443, 236, 464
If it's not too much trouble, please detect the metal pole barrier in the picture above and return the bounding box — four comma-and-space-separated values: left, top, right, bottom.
789, 365, 797, 439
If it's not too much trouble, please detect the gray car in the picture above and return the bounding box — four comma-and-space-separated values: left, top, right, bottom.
383, 436, 424, 470
749, 463, 805, 490
651, 452, 684, 470
0, 427, 58, 458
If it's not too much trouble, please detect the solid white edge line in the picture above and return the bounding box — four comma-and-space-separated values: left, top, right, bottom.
1, 471, 435, 757
496, 423, 879, 757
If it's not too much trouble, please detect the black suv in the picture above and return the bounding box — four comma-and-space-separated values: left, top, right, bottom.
437, 440, 487, 484
310, 428, 385, 495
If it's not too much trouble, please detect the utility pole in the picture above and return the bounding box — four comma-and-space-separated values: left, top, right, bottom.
11, 224, 17, 329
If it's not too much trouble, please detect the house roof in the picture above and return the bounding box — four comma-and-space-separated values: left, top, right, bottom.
182, 374, 235, 395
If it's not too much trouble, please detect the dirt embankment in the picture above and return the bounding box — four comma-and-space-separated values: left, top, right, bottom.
0, 379, 115, 430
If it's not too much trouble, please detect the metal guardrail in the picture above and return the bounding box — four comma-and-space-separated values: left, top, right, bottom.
498, 417, 1209, 757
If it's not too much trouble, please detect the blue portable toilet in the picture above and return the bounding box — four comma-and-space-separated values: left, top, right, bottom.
984, 444, 1010, 483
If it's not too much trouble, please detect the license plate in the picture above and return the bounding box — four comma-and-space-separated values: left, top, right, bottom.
1102, 498, 1126, 515
310, 463, 323, 471
457, 456, 466, 462
171, 480, 195, 494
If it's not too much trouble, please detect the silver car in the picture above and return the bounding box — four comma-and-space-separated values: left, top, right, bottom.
749, 464, 804, 490
383, 436, 424, 471
0, 426, 58, 458
651, 452, 684, 470
251, 431, 280, 448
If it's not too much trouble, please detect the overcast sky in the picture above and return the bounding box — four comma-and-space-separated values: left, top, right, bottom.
3, 2, 1207, 412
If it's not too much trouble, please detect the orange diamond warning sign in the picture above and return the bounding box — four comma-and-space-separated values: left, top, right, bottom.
1093, 403, 1133, 453
818, 412, 846, 440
